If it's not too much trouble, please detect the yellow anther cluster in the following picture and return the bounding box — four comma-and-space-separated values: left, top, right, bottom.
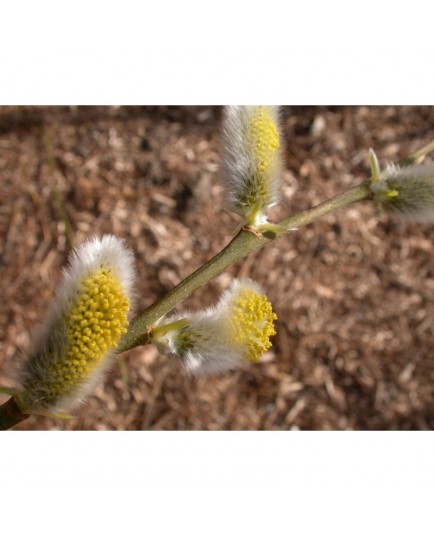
46, 269, 129, 399
226, 287, 277, 362
249, 106, 280, 176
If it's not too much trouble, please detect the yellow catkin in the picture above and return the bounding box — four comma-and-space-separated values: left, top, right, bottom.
226, 287, 277, 362
248, 106, 280, 178
44, 268, 129, 400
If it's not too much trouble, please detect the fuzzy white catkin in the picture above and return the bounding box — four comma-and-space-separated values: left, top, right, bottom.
221, 106, 283, 226
153, 278, 277, 376
13, 235, 135, 415
371, 163, 434, 222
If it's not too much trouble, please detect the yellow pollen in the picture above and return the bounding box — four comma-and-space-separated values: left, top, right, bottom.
238, 107, 280, 224
226, 287, 277, 362
44, 268, 129, 401
248, 107, 280, 177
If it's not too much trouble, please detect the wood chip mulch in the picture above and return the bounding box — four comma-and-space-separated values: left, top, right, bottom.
1, 105, 433, 430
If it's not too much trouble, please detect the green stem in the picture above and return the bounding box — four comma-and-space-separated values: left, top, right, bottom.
118, 180, 371, 352
398, 139, 434, 167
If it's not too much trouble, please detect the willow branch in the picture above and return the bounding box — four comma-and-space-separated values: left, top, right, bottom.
2, 136, 433, 431
119, 136, 434, 353
118, 180, 372, 352
398, 140, 434, 167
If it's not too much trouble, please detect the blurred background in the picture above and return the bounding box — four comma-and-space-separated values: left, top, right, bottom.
0, 105, 433, 430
